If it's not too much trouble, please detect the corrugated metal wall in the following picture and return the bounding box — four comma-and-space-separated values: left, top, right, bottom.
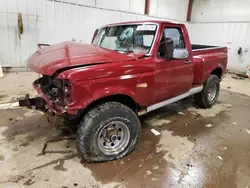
0, 0, 188, 67
191, 0, 250, 22
190, 0, 250, 74
41, 0, 161, 45
0, 0, 43, 67
149, 0, 189, 21
189, 22, 250, 73
2, 0, 250, 74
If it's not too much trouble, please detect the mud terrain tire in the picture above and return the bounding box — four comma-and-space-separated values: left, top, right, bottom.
76, 102, 141, 162
194, 75, 220, 108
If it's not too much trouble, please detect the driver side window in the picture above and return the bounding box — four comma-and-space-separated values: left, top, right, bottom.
158, 27, 188, 58
164, 28, 185, 49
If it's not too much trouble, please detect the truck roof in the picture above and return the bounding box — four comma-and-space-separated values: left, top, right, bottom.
103, 20, 183, 27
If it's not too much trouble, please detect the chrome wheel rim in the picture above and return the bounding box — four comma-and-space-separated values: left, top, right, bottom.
207, 83, 217, 102
97, 121, 130, 155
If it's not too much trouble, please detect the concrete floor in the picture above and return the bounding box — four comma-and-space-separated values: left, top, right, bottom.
0, 72, 38, 104
0, 73, 250, 188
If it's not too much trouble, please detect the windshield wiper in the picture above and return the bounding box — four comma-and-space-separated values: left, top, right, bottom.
137, 54, 150, 59
126, 47, 134, 54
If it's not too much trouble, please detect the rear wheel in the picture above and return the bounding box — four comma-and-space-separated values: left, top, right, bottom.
194, 75, 220, 108
76, 102, 141, 162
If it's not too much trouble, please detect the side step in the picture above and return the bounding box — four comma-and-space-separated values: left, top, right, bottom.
138, 86, 203, 115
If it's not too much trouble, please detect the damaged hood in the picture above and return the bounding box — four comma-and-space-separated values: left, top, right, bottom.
27, 42, 137, 75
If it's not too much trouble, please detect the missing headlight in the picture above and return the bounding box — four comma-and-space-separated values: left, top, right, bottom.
53, 79, 63, 88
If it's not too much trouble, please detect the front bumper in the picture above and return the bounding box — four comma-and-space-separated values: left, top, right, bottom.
33, 83, 67, 115
19, 83, 68, 115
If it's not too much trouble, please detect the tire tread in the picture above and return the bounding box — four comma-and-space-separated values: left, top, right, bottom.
76, 102, 140, 162
194, 75, 220, 108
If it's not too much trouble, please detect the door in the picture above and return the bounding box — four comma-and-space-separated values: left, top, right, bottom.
155, 25, 193, 102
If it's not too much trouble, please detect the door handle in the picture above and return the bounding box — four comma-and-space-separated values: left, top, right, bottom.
185, 60, 192, 64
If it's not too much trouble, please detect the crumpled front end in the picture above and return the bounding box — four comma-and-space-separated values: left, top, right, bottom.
29, 75, 73, 115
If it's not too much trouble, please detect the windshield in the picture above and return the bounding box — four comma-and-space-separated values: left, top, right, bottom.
92, 24, 157, 54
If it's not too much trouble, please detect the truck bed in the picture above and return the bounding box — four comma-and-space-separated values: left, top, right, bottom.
192, 44, 228, 85
192, 44, 227, 56
192, 44, 218, 51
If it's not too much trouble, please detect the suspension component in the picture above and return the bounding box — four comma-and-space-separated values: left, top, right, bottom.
19, 94, 47, 111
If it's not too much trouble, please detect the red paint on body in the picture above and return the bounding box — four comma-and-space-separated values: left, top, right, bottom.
27, 20, 228, 115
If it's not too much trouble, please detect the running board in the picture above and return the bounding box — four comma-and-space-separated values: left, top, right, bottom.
139, 86, 203, 115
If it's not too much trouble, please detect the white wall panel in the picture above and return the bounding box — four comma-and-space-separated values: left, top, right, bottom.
189, 22, 250, 73
0, 0, 189, 67
96, 0, 130, 12
41, 0, 184, 45
190, 0, 250, 74
149, 0, 157, 16
130, 0, 145, 14
192, 0, 250, 22
2, 0, 248, 74
0, 0, 40, 67
45, 0, 145, 14
57, 0, 96, 6
149, 0, 189, 21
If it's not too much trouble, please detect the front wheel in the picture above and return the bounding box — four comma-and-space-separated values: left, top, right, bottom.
194, 75, 220, 108
76, 102, 141, 162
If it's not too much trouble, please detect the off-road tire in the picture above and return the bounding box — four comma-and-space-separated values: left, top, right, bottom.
76, 102, 141, 162
194, 75, 220, 108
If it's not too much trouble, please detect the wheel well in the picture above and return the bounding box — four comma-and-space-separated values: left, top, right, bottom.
87, 94, 138, 112
211, 68, 222, 79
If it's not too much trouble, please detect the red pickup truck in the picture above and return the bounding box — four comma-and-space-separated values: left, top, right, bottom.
20, 20, 227, 162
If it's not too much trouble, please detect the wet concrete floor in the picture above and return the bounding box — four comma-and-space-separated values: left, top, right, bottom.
0, 90, 250, 188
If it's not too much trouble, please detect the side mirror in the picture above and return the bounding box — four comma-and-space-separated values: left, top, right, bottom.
165, 38, 174, 60
173, 49, 189, 59
91, 29, 99, 44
